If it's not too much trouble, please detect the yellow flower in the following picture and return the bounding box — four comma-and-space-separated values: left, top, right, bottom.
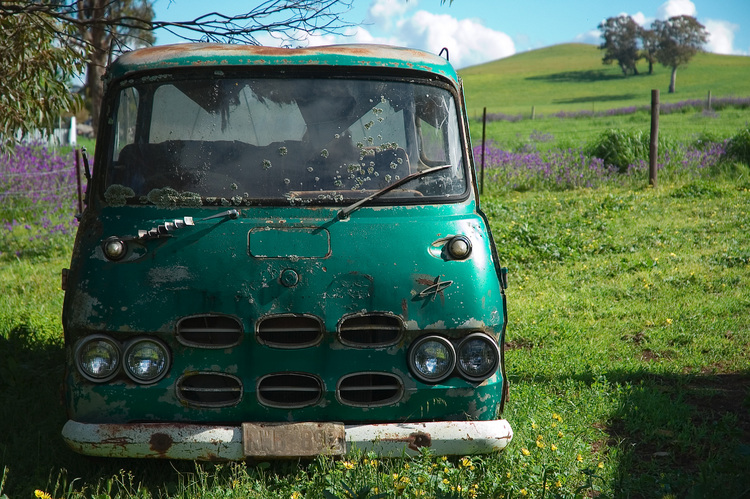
34, 492, 52, 499
342, 460, 355, 470
536, 440, 545, 449
558, 431, 564, 438
552, 413, 562, 422
551, 444, 558, 451
400, 476, 411, 484
598, 462, 605, 469
555, 480, 562, 488
404, 463, 410, 470
577, 454, 583, 462
418, 476, 427, 484
443, 478, 450, 485
521, 447, 531, 456
666, 318, 673, 325
393, 473, 400, 480
291, 492, 302, 499
506, 472, 512, 479
460, 457, 472, 468
520, 488, 528, 496
444, 467, 451, 474
531, 423, 538, 430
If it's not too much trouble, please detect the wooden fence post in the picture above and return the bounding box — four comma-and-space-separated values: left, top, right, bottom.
481, 107, 487, 195
649, 89, 659, 188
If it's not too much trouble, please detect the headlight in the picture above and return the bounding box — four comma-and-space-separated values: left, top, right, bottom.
457, 333, 500, 382
76, 335, 121, 382
124, 338, 170, 384
446, 235, 472, 260
102, 237, 127, 261
408, 335, 455, 383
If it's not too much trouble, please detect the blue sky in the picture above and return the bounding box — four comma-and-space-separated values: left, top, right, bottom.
153, 0, 749, 68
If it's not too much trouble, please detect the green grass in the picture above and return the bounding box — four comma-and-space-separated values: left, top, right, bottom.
460, 44, 750, 117
2, 43, 750, 498
2, 178, 749, 498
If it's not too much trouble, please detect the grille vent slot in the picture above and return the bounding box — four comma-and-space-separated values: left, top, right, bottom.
338, 314, 403, 347
177, 373, 242, 408
256, 315, 323, 348
177, 315, 243, 348
257, 373, 323, 408
337, 372, 403, 407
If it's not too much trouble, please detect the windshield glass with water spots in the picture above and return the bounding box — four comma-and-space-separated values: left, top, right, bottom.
103, 75, 467, 207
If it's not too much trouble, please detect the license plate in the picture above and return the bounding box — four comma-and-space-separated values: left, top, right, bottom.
242, 422, 346, 457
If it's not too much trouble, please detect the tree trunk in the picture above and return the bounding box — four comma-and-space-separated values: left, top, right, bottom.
648, 60, 653, 75
80, 0, 110, 138
669, 66, 677, 93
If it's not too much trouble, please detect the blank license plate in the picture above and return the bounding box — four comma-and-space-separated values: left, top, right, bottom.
242, 422, 346, 457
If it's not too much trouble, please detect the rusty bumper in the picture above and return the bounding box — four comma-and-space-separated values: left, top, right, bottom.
62, 419, 513, 460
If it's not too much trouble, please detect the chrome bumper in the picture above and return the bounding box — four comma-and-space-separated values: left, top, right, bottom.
62, 419, 513, 460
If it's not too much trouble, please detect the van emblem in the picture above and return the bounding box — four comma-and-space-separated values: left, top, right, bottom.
417, 276, 453, 301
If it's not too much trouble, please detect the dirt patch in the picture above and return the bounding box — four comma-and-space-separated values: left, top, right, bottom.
505, 338, 536, 350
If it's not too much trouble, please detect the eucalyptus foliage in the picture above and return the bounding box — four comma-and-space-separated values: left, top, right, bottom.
0, 12, 84, 152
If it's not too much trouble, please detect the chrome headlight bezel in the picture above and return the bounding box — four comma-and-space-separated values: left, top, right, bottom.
123, 337, 171, 384
408, 335, 456, 383
456, 332, 500, 382
75, 335, 121, 383
102, 237, 128, 261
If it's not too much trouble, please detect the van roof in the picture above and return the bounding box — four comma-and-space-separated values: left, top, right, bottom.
107, 43, 459, 84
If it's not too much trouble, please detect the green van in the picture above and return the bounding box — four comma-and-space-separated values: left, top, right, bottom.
61, 43, 512, 459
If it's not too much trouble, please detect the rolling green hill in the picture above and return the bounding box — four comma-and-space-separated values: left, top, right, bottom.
459, 43, 750, 118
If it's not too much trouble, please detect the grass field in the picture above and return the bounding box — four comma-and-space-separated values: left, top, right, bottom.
460, 44, 750, 118
2, 177, 748, 498
2, 45, 750, 498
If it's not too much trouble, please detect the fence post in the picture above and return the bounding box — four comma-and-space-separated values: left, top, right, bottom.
530, 106, 535, 120
75, 148, 84, 214
706, 90, 712, 110
649, 89, 659, 188
481, 107, 487, 195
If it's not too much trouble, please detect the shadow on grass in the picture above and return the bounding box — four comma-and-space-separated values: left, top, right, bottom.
0, 325, 202, 498
526, 70, 625, 83
553, 94, 638, 105
512, 366, 750, 497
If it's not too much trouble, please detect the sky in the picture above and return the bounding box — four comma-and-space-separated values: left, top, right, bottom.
152, 0, 750, 69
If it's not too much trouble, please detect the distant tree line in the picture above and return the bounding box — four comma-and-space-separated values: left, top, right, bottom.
598, 14, 708, 93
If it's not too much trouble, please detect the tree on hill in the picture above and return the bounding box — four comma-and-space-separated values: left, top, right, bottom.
640, 28, 658, 75
0, 0, 354, 145
652, 15, 708, 93
598, 15, 641, 76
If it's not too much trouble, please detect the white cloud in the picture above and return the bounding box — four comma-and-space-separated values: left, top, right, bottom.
631, 12, 649, 27
574, 29, 601, 45
704, 19, 739, 55
307, 4, 515, 68
657, 0, 696, 20
368, 0, 415, 24
391, 11, 515, 67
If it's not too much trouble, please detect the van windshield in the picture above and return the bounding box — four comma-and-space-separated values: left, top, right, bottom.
104, 75, 467, 206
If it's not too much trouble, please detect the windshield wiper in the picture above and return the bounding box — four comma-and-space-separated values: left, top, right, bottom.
337, 164, 451, 220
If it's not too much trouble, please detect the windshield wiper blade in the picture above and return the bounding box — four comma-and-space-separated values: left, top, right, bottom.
337, 164, 451, 220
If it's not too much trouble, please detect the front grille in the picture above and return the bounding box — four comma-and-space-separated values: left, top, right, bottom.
177, 373, 243, 407
337, 372, 403, 407
338, 313, 403, 347
176, 315, 243, 348
257, 373, 323, 408
256, 315, 323, 348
